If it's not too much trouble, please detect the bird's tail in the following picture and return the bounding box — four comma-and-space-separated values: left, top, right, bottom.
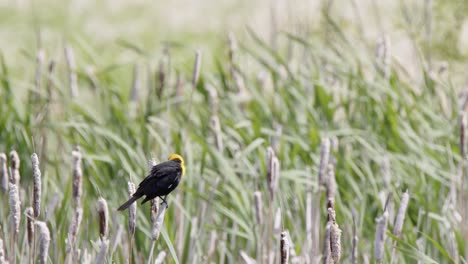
118, 195, 141, 211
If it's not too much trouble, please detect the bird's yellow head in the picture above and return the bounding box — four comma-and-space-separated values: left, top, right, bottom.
168, 153, 185, 176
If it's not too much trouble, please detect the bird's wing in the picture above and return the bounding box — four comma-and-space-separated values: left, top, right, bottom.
137, 160, 181, 188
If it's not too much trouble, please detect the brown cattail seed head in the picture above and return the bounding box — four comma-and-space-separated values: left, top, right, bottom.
393, 191, 410, 237
9, 150, 20, 185
26, 207, 35, 247
97, 197, 109, 239
328, 208, 342, 263
280, 231, 289, 264
127, 181, 137, 235
0, 153, 7, 192
72, 147, 82, 205
9, 183, 21, 236
32, 153, 42, 218
37, 221, 50, 264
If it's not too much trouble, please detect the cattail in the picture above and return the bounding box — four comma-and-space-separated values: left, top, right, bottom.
154, 251, 167, 264
351, 211, 358, 264
253, 191, 263, 225
207, 85, 219, 113
375, 34, 391, 80
274, 207, 282, 234
0, 153, 7, 192
72, 147, 82, 205
268, 155, 280, 202
25, 207, 34, 247
32, 153, 42, 218
64, 45, 78, 98
97, 197, 109, 240
95, 239, 109, 264
323, 223, 332, 264
191, 50, 202, 88
66, 207, 83, 252
128, 181, 137, 235
9, 183, 21, 236
9, 150, 20, 185
210, 115, 223, 152
390, 191, 410, 264
328, 208, 342, 263
393, 191, 410, 236
130, 64, 140, 102
326, 163, 336, 209
374, 209, 389, 264
34, 49, 45, 93
460, 111, 466, 157
280, 231, 289, 264
227, 32, 237, 66
150, 198, 159, 223
0, 238, 5, 263
37, 221, 50, 264
151, 203, 167, 241
156, 56, 167, 99
318, 138, 331, 187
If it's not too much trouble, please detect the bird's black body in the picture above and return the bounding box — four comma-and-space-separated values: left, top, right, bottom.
118, 158, 183, 211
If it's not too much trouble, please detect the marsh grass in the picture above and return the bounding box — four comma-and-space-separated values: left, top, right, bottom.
0, 0, 467, 263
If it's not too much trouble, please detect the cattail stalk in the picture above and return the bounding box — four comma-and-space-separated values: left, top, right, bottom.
318, 138, 331, 187
351, 212, 358, 264
130, 64, 140, 102
32, 153, 41, 218
390, 191, 410, 264
97, 198, 109, 240
9, 183, 21, 264
154, 251, 167, 264
34, 49, 45, 95
374, 208, 389, 264
25, 207, 34, 247
148, 201, 168, 263
460, 111, 466, 157
253, 191, 263, 225
210, 115, 223, 152
95, 239, 109, 264
64, 45, 78, 98
192, 50, 202, 88
37, 221, 50, 264
326, 163, 336, 209
323, 223, 331, 264
65, 207, 83, 264
267, 148, 280, 201
72, 147, 82, 206
9, 150, 20, 186
128, 181, 136, 264
0, 153, 7, 192
280, 231, 289, 264
0, 238, 5, 263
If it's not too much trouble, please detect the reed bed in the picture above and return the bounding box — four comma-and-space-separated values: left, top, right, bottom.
0, 0, 467, 263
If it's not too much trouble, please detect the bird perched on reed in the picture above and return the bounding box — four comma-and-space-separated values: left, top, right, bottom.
118, 154, 185, 211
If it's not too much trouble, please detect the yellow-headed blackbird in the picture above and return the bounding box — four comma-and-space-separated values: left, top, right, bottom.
118, 154, 185, 211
